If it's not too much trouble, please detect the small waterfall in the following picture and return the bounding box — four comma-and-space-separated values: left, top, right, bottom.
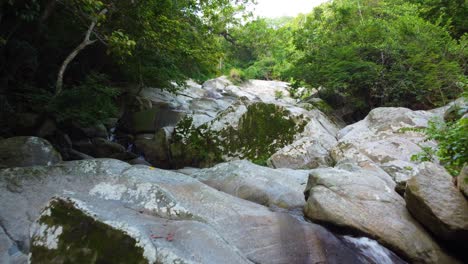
342, 236, 407, 264
269, 206, 406, 264
126, 143, 134, 152
108, 127, 116, 142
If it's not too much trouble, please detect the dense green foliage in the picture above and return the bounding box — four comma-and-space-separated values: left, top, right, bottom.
407, 0, 467, 39
1, 0, 467, 133
411, 115, 468, 176
223, 17, 297, 80
0, 0, 253, 128
48, 73, 119, 126
224, 0, 466, 118
288, 0, 465, 113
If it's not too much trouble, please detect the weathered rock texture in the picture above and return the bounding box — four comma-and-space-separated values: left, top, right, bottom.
459, 165, 468, 197
183, 160, 310, 208
331, 107, 439, 193
0, 159, 383, 264
117, 77, 339, 169
405, 162, 468, 245
303, 162, 457, 264
0, 136, 61, 168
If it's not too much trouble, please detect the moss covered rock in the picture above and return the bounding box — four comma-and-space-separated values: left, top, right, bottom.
0, 159, 381, 264
169, 101, 309, 168
0, 136, 62, 168
31, 198, 147, 264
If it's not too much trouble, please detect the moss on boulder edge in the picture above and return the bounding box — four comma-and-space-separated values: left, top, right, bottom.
170, 102, 309, 168
30, 198, 147, 264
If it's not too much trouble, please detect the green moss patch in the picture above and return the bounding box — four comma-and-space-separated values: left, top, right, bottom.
31, 199, 147, 264
170, 102, 308, 168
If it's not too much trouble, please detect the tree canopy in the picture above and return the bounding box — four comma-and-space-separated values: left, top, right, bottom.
0, 0, 253, 126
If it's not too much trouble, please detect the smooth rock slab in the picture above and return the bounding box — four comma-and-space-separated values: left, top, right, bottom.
183, 160, 310, 208
303, 163, 457, 264
405, 162, 468, 244
30, 196, 250, 264
0, 159, 371, 264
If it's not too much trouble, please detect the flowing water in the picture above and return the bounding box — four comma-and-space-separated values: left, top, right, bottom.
271, 206, 407, 264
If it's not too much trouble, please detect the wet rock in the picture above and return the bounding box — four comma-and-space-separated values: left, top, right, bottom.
134, 127, 172, 168
127, 156, 152, 166
78, 122, 109, 139
303, 163, 457, 264
0, 159, 382, 264
0, 136, 62, 168
72, 138, 126, 159
91, 138, 126, 158
67, 149, 94, 160
405, 162, 468, 245
71, 138, 95, 156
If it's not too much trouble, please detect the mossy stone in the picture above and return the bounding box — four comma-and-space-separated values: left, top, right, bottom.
30, 199, 147, 264
170, 103, 307, 168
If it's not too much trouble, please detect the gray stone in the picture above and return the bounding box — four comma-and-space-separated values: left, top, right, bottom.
303, 163, 457, 263
202, 76, 232, 91
0, 226, 27, 264
68, 149, 94, 160
459, 165, 468, 197
0, 159, 381, 264
79, 122, 109, 139
91, 137, 126, 158
0, 137, 62, 168
186, 160, 310, 209
134, 128, 172, 168
405, 162, 468, 243
331, 107, 439, 191
268, 109, 339, 169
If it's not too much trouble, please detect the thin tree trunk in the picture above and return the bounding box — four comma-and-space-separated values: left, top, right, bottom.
55, 8, 107, 97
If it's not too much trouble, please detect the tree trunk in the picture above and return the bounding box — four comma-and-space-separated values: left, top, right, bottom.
55, 8, 107, 97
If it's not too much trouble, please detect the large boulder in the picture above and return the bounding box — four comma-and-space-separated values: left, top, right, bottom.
169, 101, 312, 168
303, 162, 457, 263
267, 109, 339, 169
182, 160, 310, 209
0, 159, 388, 264
171, 99, 337, 168
331, 107, 438, 193
459, 165, 468, 197
0, 137, 62, 168
134, 127, 173, 169
405, 162, 468, 247
72, 138, 127, 159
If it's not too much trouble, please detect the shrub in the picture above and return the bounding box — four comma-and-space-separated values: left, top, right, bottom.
228, 68, 245, 84
274, 90, 283, 99
412, 115, 468, 176
48, 73, 120, 126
